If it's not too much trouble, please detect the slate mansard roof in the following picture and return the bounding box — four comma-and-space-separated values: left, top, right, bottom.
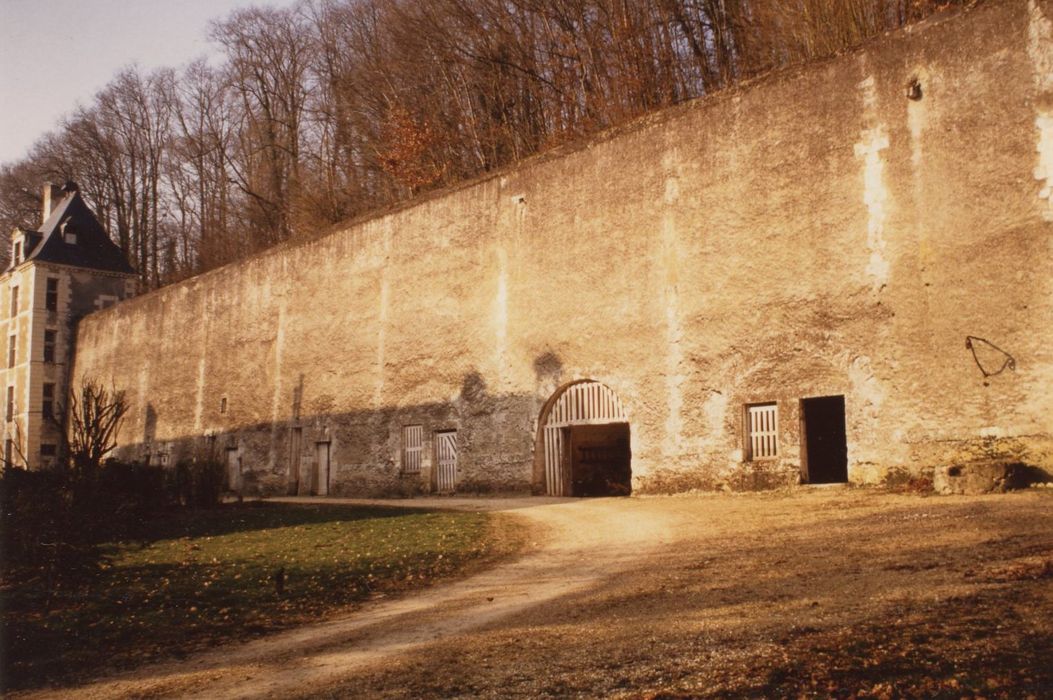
12, 186, 135, 275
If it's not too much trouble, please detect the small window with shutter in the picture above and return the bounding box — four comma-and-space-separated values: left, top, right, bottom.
745, 402, 779, 460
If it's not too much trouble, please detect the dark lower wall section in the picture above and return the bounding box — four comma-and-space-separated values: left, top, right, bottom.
123, 383, 1053, 498
75, 1, 1053, 495
129, 377, 539, 498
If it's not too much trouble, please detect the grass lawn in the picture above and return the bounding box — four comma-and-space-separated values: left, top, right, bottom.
2, 502, 523, 691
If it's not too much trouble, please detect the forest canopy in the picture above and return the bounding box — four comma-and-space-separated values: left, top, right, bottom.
0, 0, 964, 290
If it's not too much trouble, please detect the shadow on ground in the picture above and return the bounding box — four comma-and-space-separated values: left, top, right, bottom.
301, 493, 1053, 699
142, 502, 428, 541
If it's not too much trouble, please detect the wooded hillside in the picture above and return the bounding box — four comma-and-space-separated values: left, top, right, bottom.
0, 0, 963, 289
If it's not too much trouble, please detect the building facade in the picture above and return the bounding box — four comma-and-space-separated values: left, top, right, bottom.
70, 1, 1052, 496
1, 183, 137, 469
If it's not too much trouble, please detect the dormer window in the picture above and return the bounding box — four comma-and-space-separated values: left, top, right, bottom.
12, 242, 20, 264
61, 220, 76, 245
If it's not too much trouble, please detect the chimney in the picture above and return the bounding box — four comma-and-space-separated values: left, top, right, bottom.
42, 182, 64, 225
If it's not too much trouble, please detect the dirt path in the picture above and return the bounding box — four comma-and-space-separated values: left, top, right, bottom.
29, 496, 683, 699
23, 490, 1053, 699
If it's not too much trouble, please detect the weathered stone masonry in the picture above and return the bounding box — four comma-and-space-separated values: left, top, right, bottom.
73, 1, 1053, 495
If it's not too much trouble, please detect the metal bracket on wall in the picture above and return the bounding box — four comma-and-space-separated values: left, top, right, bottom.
965, 335, 1016, 378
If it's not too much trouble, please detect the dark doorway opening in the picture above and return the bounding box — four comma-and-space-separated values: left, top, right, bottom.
801, 395, 848, 484
567, 423, 631, 496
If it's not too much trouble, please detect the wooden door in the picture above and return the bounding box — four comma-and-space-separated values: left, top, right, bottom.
288, 428, 302, 494
315, 442, 330, 496
226, 448, 241, 492
801, 396, 848, 484
434, 431, 458, 494
402, 425, 423, 473
541, 381, 630, 496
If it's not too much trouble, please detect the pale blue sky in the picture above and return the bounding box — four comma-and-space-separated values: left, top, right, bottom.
0, 0, 289, 164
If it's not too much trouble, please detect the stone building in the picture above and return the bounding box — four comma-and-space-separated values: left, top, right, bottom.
71, 1, 1052, 496
1, 183, 137, 469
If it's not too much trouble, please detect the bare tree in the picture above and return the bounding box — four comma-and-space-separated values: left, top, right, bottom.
211, 5, 313, 246
170, 60, 243, 273
65, 379, 129, 475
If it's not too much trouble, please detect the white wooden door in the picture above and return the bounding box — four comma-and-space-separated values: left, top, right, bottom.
402, 425, 423, 473
226, 449, 240, 491
315, 442, 330, 496
435, 431, 457, 494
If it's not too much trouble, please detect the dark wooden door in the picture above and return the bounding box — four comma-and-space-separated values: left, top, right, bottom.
802, 396, 848, 483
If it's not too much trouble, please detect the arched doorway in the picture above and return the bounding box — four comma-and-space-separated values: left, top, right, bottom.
536, 380, 632, 496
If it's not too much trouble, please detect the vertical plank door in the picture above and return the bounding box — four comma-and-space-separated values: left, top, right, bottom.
435, 431, 458, 494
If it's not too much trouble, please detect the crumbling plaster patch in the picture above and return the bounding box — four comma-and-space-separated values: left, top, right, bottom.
1030, 0, 1053, 220
373, 253, 391, 409
855, 76, 891, 291
848, 354, 885, 419
193, 357, 207, 433
906, 68, 930, 173
661, 146, 686, 458
1029, 0, 1053, 93
137, 365, 150, 443
1035, 115, 1053, 221
267, 300, 288, 470
847, 355, 893, 473
493, 245, 510, 385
